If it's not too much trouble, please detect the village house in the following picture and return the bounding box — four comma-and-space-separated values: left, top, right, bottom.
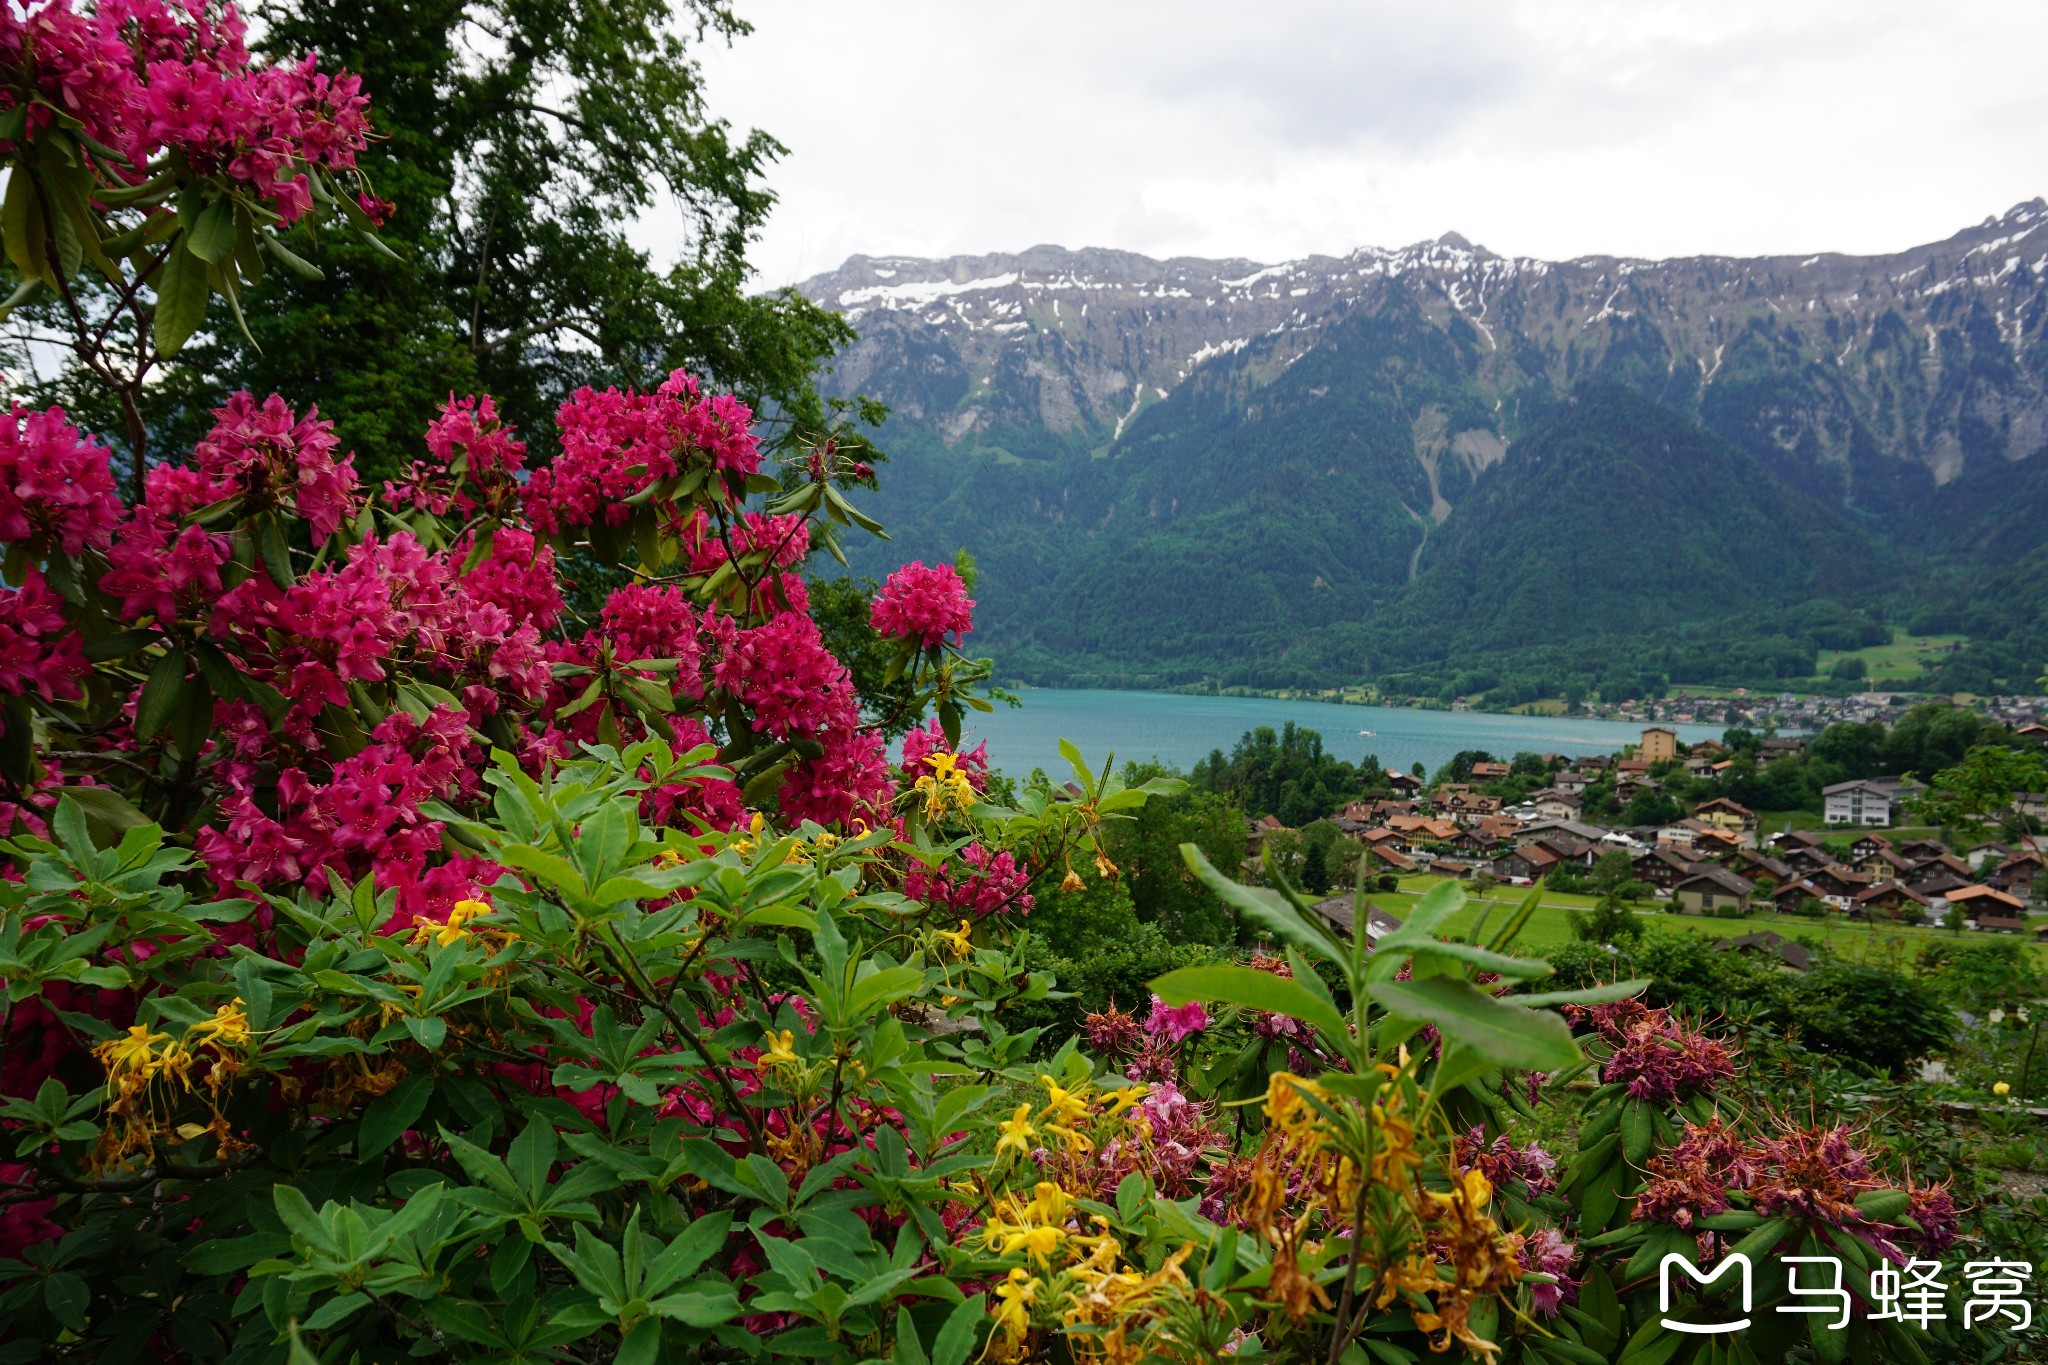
1895, 838, 1949, 863
1554, 770, 1593, 795
1990, 852, 2043, 903
1693, 797, 1757, 835
1802, 865, 1874, 910
1384, 769, 1423, 794
1491, 844, 1560, 883
1856, 846, 1917, 880
1822, 777, 1922, 827
1633, 847, 1699, 892
1640, 726, 1678, 765
1309, 897, 1406, 945
1851, 881, 1931, 922
1714, 929, 1811, 972
1673, 865, 1756, 916
1941, 884, 2027, 929
1470, 761, 1512, 782
1530, 789, 1584, 822
2014, 792, 2048, 823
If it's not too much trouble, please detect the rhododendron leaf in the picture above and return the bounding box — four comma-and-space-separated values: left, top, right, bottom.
1, 170, 50, 285
1179, 844, 1345, 965
58, 786, 151, 842
357, 1073, 434, 1157
1513, 984, 1651, 1017
1405, 940, 1552, 981
1150, 965, 1349, 1041
169, 671, 213, 759
931, 1293, 986, 1365
258, 232, 326, 282
152, 239, 210, 357
186, 200, 235, 265
0, 274, 44, 323
1373, 976, 1580, 1071
255, 514, 293, 588
134, 647, 187, 740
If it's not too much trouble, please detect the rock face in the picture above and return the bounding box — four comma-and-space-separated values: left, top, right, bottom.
794, 203, 2048, 686
802, 200, 2048, 491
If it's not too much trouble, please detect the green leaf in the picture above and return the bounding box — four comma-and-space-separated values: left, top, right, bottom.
43, 1272, 89, 1331
1150, 964, 1349, 1040
134, 648, 188, 740
185, 199, 235, 263
1372, 975, 1580, 1070
1178, 843, 1345, 963
356, 1072, 432, 1157
302, 1291, 369, 1331
152, 239, 211, 356
261, 232, 324, 281
931, 1293, 985, 1365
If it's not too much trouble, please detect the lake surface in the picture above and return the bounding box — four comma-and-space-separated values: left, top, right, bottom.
933, 689, 1728, 778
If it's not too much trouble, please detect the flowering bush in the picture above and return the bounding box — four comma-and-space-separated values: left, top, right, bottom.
1, 13, 2039, 1363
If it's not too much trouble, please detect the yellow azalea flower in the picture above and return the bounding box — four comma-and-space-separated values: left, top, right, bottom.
95, 1024, 169, 1083
1028, 1181, 1072, 1225
1060, 863, 1084, 893
1100, 1083, 1148, 1116
1093, 848, 1119, 881
913, 751, 976, 819
812, 830, 839, 853
933, 918, 973, 960
995, 1102, 1037, 1157
653, 847, 684, 867
758, 1030, 800, 1070
1993, 1081, 2012, 1096
187, 1000, 251, 1052
415, 897, 491, 948
1046, 1123, 1095, 1156
991, 1268, 1038, 1358
1038, 1075, 1091, 1126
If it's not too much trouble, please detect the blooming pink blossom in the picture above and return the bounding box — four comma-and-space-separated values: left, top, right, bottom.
869, 561, 974, 648
1145, 995, 1209, 1044
0, 405, 121, 554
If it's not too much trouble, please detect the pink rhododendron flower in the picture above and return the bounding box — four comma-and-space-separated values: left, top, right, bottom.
869, 560, 974, 648
0, 570, 88, 699
1145, 995, 1209, 1044
0, 404, 121, 554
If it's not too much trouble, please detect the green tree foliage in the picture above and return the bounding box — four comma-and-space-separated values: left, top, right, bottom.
1914, 742, 2048, 840
1098, 767, 1248, 945
152, 0, 863, 479
1187, 723, 1379, 824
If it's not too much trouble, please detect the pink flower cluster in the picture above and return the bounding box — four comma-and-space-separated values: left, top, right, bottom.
869, 561, 974, 649
1570, 998, 1737, 1104
1515, 1227, 1578, 1318
1453, 1125, 1558, 1196
383, 394, 528, 517
1, 0, 371, 221
196, 706, 498, 920
902, 842, 1031, 920
1633, 1117, 1954, 1259
1145, 995, 1209, 1044
523, 372, 760, 534
0, 405, 121, 555
0, 571, 87, 699
192, 392, 361, 540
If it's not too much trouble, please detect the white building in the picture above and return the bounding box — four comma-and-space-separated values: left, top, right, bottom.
1822, 777, 1922, 827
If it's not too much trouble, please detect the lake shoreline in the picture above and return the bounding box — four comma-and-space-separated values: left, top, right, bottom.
941, 687, 1731, 777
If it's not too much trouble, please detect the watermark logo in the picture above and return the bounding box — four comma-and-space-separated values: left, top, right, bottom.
1659, 1254, 2036, 1336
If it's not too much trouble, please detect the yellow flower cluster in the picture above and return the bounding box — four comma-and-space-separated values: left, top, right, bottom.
93, 1000, 255, 1171
912, 751, 976, 820
981, 1179, 1195, 1365
1245, 1069, 1521, 1356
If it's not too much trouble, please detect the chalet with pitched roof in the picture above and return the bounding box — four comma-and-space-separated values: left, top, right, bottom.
1673, 866, 1755, 916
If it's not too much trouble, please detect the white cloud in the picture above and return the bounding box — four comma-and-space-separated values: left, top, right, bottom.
639, 0, 2048, 287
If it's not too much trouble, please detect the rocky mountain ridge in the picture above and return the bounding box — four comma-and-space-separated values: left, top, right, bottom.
804, 200, 2048, 492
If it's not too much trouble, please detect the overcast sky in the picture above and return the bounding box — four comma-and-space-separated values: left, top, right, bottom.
674, 0, 2048, 288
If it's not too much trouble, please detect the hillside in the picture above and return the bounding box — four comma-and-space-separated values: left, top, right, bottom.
802, 204, 2048, 696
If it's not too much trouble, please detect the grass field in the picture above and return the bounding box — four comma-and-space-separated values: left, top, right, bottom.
1814, 629, 1968, 684
1373, 874, 2046, 963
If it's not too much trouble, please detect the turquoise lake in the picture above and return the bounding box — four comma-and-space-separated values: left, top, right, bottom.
930, 689, 1728, 778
